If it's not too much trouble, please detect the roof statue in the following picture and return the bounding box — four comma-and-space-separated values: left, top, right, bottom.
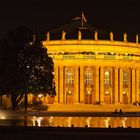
94, 30, 98, 41
46, 32, 50, 41
123, 33, 127, 42
62, 30, 66, 40
110, 32, 114, 41
136, 34, 139, 43
78, 30, 82, 40
48, 14, 137, 42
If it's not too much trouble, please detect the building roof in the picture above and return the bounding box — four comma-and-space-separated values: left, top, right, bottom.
49, 18, 110, 40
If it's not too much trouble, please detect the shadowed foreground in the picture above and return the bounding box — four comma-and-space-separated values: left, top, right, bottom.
0, 126, 140, 140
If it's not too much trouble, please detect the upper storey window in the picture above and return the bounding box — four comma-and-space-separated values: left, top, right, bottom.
65, 67, 74, 86
104, 68, 111, 86
84, 67, 93, 85
123, 69, 128, 87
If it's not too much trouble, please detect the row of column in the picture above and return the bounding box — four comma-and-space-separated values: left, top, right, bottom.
54, 66, 140, 104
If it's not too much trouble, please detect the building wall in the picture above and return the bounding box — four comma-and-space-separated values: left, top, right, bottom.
53, 65, 140, 105
43, 40, 140, 105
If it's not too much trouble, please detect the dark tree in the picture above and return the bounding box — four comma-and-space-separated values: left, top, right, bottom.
17, 36, 55, 112
0, 26, 55, 111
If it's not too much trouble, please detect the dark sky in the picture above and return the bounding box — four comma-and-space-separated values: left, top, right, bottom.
0, 0, 140, 39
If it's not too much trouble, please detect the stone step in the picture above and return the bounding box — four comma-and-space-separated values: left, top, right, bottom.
47, 104, 140, 112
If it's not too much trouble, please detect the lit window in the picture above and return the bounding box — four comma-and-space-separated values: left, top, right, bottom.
104, 68, 111, 86
105, 91, 110, 95
65, 67, 74, 85
86, 91, 91, 95
123, 69, 128, 87
84, 67, 93, 85
66, 90, 73, 95
123, 91, 126, 95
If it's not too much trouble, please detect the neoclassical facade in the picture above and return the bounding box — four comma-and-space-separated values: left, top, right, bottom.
43, 32, 140, 105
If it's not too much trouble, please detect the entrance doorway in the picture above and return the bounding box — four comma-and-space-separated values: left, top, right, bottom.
104, 95, 111, 104
85, 92, 92, 104
123, 94, 128, 104
66, 94, 74, 104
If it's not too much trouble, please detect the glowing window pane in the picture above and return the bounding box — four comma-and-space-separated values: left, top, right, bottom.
104, 68, 111, 86
123, 69, 128, 87
65, 67, 74, 85
84, 67, 93, 85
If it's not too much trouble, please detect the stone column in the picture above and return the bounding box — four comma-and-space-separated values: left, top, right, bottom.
59, 66, 64, 103
132, 68, 136, 103
95, 66, 99, 103
54, 65, 59, 103
100, 67, 104, 104
127, 68, 131, 104
80, 66, 84, 103
119, 68, 123, 103
136, 68, 139, 102
110, 67, 113, 104
74, 66, 79, 103
114, 67, 119, 103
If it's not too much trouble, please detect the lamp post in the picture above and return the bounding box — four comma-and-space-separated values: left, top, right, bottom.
38, 94, 42, 112
24, 65, 30, 113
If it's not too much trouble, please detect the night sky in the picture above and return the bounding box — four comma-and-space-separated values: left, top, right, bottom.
0, 0, 140, 40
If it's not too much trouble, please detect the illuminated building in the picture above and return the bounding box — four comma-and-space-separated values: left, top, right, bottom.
42, 17, 140, 105
2, 16, 140, 109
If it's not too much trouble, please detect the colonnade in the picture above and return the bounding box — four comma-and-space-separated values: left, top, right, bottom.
54, 65, 140, 104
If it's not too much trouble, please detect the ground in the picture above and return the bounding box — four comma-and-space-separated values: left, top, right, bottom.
8, 104, 140, 117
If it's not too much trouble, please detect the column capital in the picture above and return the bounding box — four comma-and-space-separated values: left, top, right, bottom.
99, 66, 105, 69
119, 66, 124, 69
59, 65, 64, 68
95, 66, 100, 69
75, 65, 80, 69
114, 66, 119, 69
131, 67, 136, 70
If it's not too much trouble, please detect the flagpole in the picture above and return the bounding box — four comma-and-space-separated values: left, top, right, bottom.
82, 12, 83, 27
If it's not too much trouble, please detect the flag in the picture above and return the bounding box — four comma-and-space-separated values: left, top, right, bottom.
82, 12, 87, 22
72, 17, 81, 20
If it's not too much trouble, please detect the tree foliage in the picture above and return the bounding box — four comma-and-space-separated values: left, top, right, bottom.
0, 26, 33, 91
0, 26, 55, 110
18, 37, 55, 95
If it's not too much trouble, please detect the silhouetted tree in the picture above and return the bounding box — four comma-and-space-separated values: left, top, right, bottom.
0, 26, 55, 111
17, 36, 55, 112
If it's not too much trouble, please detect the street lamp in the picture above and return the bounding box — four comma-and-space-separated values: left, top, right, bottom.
38, 94, 43, 98
38, 94, 43, 112
24, 65, 30, 113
